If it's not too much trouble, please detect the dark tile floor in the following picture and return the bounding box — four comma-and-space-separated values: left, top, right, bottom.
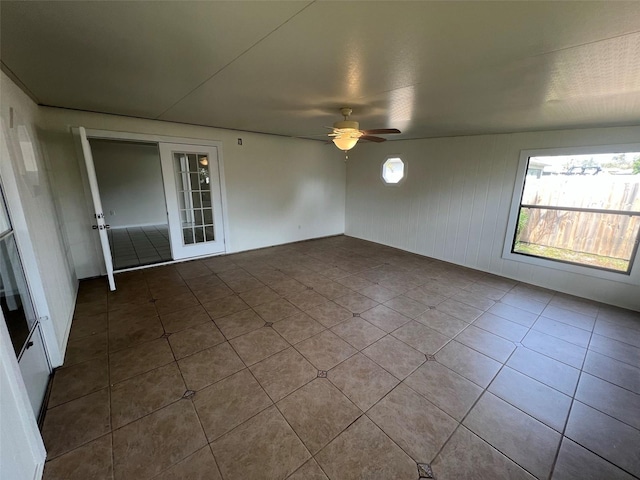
42, 236, 639, 479
108, 225, 171, 270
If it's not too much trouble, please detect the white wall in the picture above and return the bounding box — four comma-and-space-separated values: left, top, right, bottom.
91, 139, 167, 228
39, 107, 346, 278
346, 126, 640, 311
0, 71, 77, 363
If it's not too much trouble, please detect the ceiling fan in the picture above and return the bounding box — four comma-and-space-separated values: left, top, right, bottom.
329, 107, 401, 153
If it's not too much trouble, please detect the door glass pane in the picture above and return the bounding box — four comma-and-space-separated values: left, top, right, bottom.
203, 208, 213, 225
183, 228, 194, 245
190, 173, 200, 189
174, 151, 216, 245
194, 209, 203, 226
0, 233, 37, 356
191, 192, 202, 208
188, 154, 198, 172
205, 226, 215, 241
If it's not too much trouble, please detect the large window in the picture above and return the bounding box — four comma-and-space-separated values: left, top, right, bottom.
505, 145, 640, 275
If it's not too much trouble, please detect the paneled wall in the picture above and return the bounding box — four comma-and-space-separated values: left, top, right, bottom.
346, 126, 640, 310
0, 71, 77, 357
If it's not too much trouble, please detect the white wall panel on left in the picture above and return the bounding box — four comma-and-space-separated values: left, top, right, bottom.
0, 71, 77, 364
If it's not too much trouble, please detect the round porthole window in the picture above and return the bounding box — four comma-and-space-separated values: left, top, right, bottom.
382, 157, 405, 184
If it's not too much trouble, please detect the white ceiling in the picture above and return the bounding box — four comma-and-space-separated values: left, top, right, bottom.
2, 1, 640, 140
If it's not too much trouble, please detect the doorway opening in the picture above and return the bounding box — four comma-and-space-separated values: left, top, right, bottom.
90, 139, 171, 270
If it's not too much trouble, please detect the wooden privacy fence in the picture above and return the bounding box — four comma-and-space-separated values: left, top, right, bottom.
518, 175, 640, 260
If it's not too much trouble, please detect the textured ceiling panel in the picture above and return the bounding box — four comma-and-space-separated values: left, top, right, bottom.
1, 1, 310, 117
1, 1, 639, 139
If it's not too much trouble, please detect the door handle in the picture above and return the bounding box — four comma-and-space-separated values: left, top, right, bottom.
25, 341, 34, 349
92, 225, 111, 230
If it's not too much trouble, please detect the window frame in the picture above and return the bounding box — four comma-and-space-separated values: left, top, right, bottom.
381, 155, 406, 186
502, 143, 640, 285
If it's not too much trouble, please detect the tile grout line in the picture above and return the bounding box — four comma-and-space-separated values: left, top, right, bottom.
144, 270, 222, 480
361, 379, 455, 469
554, 399, 640, 478
547, 310, 600, 480
438, 282, 577, 478
434, 344, 540, 479
425, 283, 551, 473
42, 292, 111, 462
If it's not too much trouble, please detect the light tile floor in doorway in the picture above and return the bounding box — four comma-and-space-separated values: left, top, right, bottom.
108, 225, 171, 270
42, 236, 640, 479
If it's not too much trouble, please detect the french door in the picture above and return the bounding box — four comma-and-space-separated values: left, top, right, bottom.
159, 143, 226, 260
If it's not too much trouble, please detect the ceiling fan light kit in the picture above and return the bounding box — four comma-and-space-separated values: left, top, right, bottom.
331, 108, 362, 152
329, 107, 401, 155
332, 136, 360, 151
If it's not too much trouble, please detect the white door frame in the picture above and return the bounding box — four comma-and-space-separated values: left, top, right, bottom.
1, 118, 61, 367
79, 128, 231, 255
